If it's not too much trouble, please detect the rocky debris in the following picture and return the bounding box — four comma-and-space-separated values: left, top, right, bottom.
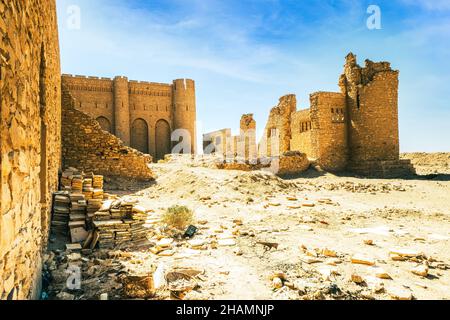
371, 267, 391, 280
52, 169, 115, 245
411, 265, 429, 277
318, 181, 410, 193
351, 274, 364, 284
350, 255, 376, 266
122, 273, 155, 299
91, 201, 151, 249
387, 286, 414, 300
277, 151, 310, 176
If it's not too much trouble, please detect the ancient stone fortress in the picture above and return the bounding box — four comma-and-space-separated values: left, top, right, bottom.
62, 75, 197, 160
204, 53, 414, 177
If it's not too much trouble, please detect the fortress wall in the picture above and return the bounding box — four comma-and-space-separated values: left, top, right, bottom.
123, 83, 174, 156
62, 75, 115, 130
62, 85, 154, 180
310, 92, 348, 171
62, 75, 197, 159
0, 0, 61, 299
290, 109, 313, 156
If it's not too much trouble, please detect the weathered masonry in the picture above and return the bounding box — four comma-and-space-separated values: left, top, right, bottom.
204, 54, 414, 177
62, 75, 197, 160
1, 0, 61, 300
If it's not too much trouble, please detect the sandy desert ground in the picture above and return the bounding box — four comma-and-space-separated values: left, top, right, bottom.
45, 153, 450, 300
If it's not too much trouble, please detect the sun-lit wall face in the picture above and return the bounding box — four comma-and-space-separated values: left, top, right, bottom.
0, 0, 61, 300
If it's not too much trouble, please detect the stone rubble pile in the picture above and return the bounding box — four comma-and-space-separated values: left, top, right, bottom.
51, 168, 152, 249
93, 202, 149, 249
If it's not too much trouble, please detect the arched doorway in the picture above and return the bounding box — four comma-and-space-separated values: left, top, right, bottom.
96, 116, 112, 133
131, 118, 149, 154
155, 119, 171, 160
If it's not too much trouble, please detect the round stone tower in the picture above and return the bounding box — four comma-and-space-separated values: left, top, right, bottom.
172, 79, 196, 154
113, 76, 130, 145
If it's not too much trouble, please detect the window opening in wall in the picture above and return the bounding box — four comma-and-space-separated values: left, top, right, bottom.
356, 91, 361, 109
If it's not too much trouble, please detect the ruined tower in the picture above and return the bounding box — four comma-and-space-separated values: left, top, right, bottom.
340, 53, 400, 165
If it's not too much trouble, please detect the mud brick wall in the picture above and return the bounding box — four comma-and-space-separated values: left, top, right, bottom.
61, 85, 155, 180
0, 0, 61, 299
310, 92, 348, 171
62, 75, 197, 159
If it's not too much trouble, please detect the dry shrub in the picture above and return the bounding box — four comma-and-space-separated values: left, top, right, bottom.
161, 205, 194, 230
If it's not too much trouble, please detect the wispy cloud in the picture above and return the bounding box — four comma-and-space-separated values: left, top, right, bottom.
400, 0, 450, 11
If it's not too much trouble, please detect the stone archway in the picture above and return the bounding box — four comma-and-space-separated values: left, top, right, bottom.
155, 119, 171, 161
96, 116, 112, 133
131, 118, 149, 154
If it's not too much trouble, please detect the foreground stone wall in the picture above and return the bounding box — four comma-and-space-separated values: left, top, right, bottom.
62, 85, 155, 180
0, 0, 61, 299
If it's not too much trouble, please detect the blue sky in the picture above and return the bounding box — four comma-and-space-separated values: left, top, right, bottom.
56, 0, 450, 152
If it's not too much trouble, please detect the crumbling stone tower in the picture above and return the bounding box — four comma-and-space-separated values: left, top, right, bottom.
340, 53, 400, 167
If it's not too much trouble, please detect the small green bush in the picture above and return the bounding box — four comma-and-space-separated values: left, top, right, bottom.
161, 205, 194, 230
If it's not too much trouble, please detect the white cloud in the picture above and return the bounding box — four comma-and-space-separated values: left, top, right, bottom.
400, 0, 450, 11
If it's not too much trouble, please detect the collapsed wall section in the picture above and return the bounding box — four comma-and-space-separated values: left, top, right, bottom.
61, 85, 155, 180
259, 94, 297, 157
